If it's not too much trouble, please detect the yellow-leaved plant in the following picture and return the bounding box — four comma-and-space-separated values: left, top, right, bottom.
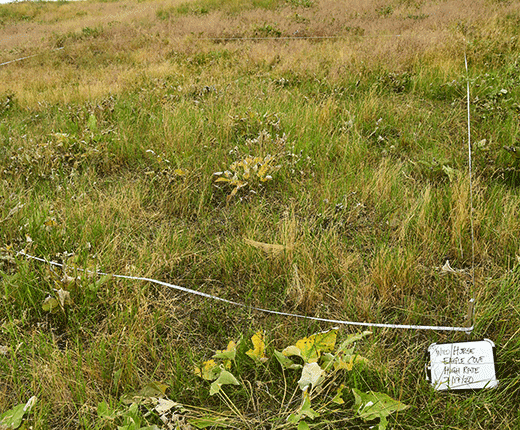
213, 154, 281, 203
191, 329, 408, 430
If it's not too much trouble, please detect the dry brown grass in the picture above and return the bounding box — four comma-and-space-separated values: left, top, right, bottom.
2, 1, 520, 428
2, 0, 517, 106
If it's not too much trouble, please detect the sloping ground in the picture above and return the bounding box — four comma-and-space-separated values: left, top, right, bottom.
1, 0, 520, 429
1, 0, 518, 102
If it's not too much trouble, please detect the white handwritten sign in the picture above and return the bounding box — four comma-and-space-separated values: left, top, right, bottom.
427, 339, 498, 390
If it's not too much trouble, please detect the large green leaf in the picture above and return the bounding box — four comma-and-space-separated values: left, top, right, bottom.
209, 370, 240, 396
282, 328, 337, 363
352, 389, 409, 430
287, 393, 320, 424
136, 381, 169, 398
117, 403, 158, 430
297, 421, 310, 430
120, 381, 170, 405
0, 397, 37, 430
97, 401, 118, 420
273, 349, 302, 370
0, 404, 25, 429
213, 341, 237, 361
87, 113, 98, 134
337, 331, 371, 351
42, 296, 60, 313
298, 362, 325, 392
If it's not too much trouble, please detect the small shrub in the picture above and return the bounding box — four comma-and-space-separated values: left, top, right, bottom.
214, 153, 281, 203
253, 22, 282, 37
229, 110, 281, 140
376, 5, 393, 16
287, 0, 315, 7
378, 71, 413, 94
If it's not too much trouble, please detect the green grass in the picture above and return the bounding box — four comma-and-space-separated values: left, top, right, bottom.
157, 0, 285, 20
1, 0, 520, 428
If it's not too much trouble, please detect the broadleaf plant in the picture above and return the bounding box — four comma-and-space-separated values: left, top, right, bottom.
0, 396, 37, 430
352, 388, 410, 430
190, 329, 408, 428
245, 331, 268, 364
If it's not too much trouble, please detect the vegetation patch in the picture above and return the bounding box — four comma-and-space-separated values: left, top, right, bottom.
1, 0, 520, 429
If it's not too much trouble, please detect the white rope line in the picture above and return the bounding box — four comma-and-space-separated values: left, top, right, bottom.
465, 52, 476, 294
0, 33, 408, 67
197, 34, 404, 41
17, 251, 474, 333
0, 47, 63, 67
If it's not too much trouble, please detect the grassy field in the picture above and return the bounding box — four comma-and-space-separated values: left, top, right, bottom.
1, 0, 520, 428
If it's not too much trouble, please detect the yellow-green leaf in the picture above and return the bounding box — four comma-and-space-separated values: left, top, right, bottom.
42, 296, 60, 313
44, 219, 58, 227
246, 331, 268, 364
332, 331, 371, 371
334, 353, 367, 371
352, 388, 409, 424
273, 350, 302, 370
213, 341, 237, 361
226, 186, 239, 203
257, 163, 270, 179
232, 180, 247, 189
209, 370, 240, 396
337, 331, 372, 351
194, 360, 221, 381
283, 328, 338, 363
137, 381, 169, 398
215, 177, 231, 183
332, 384, 347, 404
174, 168, 189, 176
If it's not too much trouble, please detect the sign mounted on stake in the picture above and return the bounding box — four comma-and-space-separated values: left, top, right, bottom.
426, 339, 498, 391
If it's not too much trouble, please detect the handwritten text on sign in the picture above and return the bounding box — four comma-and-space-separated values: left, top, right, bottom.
427, 339, 498, 390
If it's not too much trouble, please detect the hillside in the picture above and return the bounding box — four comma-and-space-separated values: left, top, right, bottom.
1, 0, 520, 428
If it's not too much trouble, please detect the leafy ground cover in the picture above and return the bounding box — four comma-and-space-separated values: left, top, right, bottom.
1, 0, 520, 428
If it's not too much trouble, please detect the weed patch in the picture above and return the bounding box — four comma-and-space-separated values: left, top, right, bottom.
1, 0, 520, 428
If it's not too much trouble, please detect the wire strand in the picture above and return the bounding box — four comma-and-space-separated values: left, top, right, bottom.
17, 251, 474, 333
0, 47, 63, 67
